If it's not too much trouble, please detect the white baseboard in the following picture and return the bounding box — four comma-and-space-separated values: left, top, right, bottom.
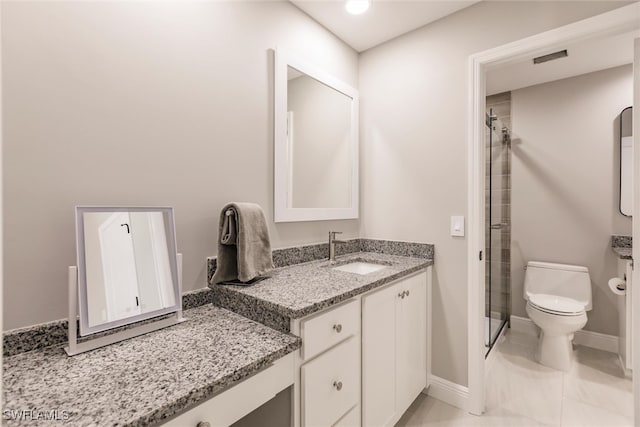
618, 353, 633, 379
510, 315, 619, 353
574, 329, 619, 353
427, 375, 469, 411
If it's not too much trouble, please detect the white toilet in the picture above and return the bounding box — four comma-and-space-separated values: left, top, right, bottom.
523, 261, 592, 372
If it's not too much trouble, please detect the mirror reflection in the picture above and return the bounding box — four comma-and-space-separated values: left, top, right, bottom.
78, 209, 179, 335
620, 107, 632, 217
287, 66, 353, 209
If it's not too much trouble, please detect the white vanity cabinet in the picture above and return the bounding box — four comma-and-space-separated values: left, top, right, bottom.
618, 258, 633, 375
293, 299, 361, 427
362, 271, 428, 427
291, 267, 431, 427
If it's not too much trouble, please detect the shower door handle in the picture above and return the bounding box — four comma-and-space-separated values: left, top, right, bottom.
490, 223, 508, 230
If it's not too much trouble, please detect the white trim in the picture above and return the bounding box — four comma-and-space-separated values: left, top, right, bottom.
467, 3, 640, 416
509, 315, 619, 353
575, 330, 619, 353
273, 47, 359, 223
466, 32, 487, 417
426, 266, 433, 388
427, 375, 469, 411
632, 37, 640, 427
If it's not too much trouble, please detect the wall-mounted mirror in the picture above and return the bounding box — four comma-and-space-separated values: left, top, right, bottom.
76, 206, 181, 336
274, 48, 359, 222
620, 107, 632, 217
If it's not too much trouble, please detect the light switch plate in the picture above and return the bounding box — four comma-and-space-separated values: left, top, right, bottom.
451, 215, 465, 237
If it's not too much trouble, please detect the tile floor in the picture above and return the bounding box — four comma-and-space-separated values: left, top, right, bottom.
396, 329, 633, 426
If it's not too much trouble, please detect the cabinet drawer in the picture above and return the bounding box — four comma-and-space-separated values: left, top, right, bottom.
301, 299, 359, 361
301, 336, 360, 427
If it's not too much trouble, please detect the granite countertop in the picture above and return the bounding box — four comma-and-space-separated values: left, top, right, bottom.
2, 305, 301, 427
612, 235, 632, 260
211, 252, 432, 322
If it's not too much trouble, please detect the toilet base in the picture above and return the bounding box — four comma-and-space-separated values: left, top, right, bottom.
535, 331, 574, 372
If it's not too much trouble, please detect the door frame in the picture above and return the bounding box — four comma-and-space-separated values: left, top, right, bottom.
467, 3, 640, 416
632, 37, 640, 426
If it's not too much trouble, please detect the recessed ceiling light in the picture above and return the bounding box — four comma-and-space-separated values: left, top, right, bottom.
345, 0, 370, 15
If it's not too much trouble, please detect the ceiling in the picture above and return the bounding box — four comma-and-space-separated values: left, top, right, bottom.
290, 0, 480, 52
487, 29, 639, 95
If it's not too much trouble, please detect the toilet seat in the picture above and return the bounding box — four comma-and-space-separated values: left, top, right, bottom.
528, 294, 585, 316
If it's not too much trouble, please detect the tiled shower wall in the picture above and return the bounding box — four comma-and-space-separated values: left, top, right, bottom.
485, 92, 511, 322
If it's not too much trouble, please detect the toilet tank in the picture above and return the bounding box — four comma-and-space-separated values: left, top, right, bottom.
524, 261, 592, 311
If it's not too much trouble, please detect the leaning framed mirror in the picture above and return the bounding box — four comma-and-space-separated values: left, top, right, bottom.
67, 206, 184, 355
273, 47, 359, 222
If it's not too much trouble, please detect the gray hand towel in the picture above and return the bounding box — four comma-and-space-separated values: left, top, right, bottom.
211, 202, 273, 284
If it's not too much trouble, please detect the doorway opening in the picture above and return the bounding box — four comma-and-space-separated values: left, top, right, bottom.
467, 3, 640, 420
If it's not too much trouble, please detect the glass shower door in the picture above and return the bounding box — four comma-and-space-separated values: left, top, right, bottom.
486, 109, 510, 354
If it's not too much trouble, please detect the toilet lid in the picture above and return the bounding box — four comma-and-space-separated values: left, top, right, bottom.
528, 294, 585, 316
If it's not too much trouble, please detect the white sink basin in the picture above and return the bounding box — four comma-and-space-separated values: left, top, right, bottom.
333, 261, 387, 275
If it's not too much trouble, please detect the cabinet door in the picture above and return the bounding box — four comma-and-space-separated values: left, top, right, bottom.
624, 260, 633, 370
362, 282, 399, 427
395, 273, 427, 415
333, 404, 360, 427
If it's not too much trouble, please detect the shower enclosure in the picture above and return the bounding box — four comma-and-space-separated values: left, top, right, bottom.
485, 107, 511, 354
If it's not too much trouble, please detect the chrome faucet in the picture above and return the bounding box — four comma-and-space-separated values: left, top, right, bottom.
329, 231, 346, 262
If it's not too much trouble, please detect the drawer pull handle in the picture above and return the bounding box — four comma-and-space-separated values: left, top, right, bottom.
196, 422, 211, 427
333, 324, 343, 333
333, 381, 343, 391
398, 292, 404, 299
405, 290, 410, 297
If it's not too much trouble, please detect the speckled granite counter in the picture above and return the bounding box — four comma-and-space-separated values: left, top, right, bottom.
612, 235, 632, 260
2, 305, 300, 427
210, 252, 432, 332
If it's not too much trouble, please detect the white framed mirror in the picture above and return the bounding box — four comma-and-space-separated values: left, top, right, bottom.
75, 206, 182, 336
274, 48, 359, 222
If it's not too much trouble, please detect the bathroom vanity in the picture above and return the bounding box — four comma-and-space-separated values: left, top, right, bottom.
2, 242, 432, 427
613, 235, 633, 376
2, 306, 300, 426
211, 250, 433, 427
618, 257, 633, 377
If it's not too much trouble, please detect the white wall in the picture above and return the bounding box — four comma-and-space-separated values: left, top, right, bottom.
359, 1, 629, 386
2, 1, 359, 330
3, 0, 633, 388
511, 65, 633, 336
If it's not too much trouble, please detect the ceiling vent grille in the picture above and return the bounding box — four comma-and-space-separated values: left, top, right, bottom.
533, 50, 568, 64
